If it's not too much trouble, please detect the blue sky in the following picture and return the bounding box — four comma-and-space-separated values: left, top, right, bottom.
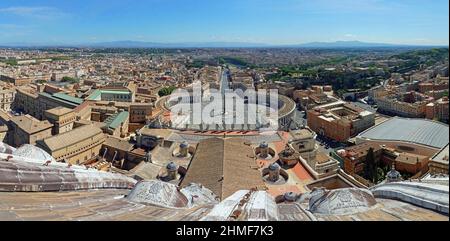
0, 0, 448, 45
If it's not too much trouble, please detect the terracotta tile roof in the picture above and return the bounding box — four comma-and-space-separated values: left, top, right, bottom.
38, 125, 103, 151
180, 138, 266, 200
10, 115, 52, 134
104, 136, 134, 152
0, 110, 12, 123
45, 107, 73, 116
139, 128, 173, 139
73, 100, 93, 113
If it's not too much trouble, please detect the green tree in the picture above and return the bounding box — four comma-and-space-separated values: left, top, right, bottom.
36, 79, 47, 84
158, 86, 177, 97
61, 76, 79, 84
4, 59, 17, 66
363, 148, 376, 183
376, 167, 385, 183
217, 56, 250, 68
187, 60, 206, 68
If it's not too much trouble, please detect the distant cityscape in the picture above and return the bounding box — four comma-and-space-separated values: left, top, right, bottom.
0, 45, 448, 221
0, 0, 449, 223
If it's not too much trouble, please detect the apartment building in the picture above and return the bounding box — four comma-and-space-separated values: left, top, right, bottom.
426, 97, 449, 124
307, 102, 375, 142
44, 107, 76, 135
0, 88, 15, 111
9, 114, 53, 147
128, 103, 152, 132
102, 110, 129, 138
37, 125, 105, 165
14, 86, 84, 120
376, 91, 432, 118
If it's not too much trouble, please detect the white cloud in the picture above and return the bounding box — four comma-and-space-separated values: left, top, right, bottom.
0, 6, 67, 20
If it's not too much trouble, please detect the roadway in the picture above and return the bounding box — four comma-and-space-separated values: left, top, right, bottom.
292, 105, 347, 155
220, 69, 230, 96
351, 100, 378, 113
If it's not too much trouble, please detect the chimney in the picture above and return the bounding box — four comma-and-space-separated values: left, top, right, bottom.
259, 142, 269, 158
268, 162, 281, 182
283, 192, 297, 203
166, 162, 178, 181
145, 152, 152, 163
179, 141, 189, 157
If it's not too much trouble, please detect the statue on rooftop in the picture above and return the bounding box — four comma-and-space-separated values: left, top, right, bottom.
145, 151, 152, 163
281, 143, 296, 157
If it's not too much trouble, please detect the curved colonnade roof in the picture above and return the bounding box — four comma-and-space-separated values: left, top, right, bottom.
155, 93, 296, 121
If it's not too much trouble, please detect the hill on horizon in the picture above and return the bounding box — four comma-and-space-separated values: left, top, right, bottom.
0, 40, 447, 48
